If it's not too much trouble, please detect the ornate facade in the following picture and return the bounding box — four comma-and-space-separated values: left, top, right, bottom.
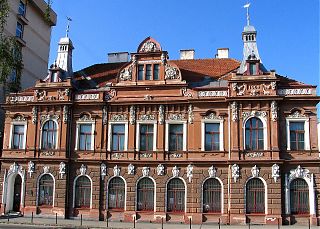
0, 21, 319, 226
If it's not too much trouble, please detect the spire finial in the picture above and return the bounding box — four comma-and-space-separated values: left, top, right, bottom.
243, 2, 251, 26
66, 17, 72, 37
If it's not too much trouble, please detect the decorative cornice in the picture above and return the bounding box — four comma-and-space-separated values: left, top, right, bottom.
110, 114, 128, 122
287, 111, 307, 118
203, 113, 223, 120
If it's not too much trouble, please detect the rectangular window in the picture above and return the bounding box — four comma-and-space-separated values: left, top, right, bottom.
16, 22, 23, 39
112, 124, 125, 151
145, 64, 152, 80
18, 1, 26, 16
12, 125, 25, 149
138, 65, 144, 81
205, 123, 220, 151
140, 124, 154, 151
79, 124, 92, 150
249, 63, 256, 75
169, 124, 183, 151
290, 122, 305, 150
153, 64, 159, 80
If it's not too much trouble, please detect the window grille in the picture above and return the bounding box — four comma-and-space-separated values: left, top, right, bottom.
290, 178, 309, 214
203, 178, 221, 213
75, 176, 91, 208
167, 178, 185, 212
137, 178, 154, 211
246, 178, 265, 214
108, 177, 125, 210
38, 174, 54, 206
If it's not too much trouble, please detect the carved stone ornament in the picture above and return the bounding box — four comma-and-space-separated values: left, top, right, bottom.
13, 115, 26, 122
57, 88, 70, 100
100, 163, 107, 180
80, 164, 87, 175
128, 164, 135, 175
140, 41, 160, 52
187, 164, 193, 183
182, 88, 193, 98
140, 152, 152, 158
172, 166, 180, 177
102, 106, 108, 125
142, 167, 150, 177
159, 105, 165, 125
79, 114, 94, 122
9, 162, 23, 174
63, 105, 69, 124
232, 83, 246, 96
113, 165, 121, 177
139, 114, 155, 121
105, 89, 116, 101
110, 114, 128, 122
287, 111, 307, 118
129, 105, 136, 125
119, 65, 133, 81
208, 166, 217, 178
144, 95, 153, 101
36, 90, 47, 101
270, 101, 278, 121
188, 104, 194, 124
231, 102, 238, 122
278, 88, 312, 96
262, 81, 276, 95
169, 152, 182, 158
289, 165, 311, 182
165, 64, 180, 80
242, 111, 267, 120
59, 162, 66, 179
43, 165, 50, 174
28, 161, 35, 178
251, 165, 260, 178
203, 112, 223, 120
157, 164, 165, 176
272, 164, 280, 182
112, 152, 124, 159
168, 113, 185, 121
231, 164, 240, 182
40, 114, 60, 127
32, 106, 38, 124
246, 152, 264, 158
161, 53, 166, 65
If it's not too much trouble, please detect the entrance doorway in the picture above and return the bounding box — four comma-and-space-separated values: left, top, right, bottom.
12, 175, 22, 212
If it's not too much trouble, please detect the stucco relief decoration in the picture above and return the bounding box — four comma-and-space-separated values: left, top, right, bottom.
9, 162, 23, 175
161, 53, 166, 65
112, 153, 124, 159
144, 95, 153, 101
165, 64, 180, 80
272, 164, 280, 182
168, 113, 185, 121
40, 114, 60, 127
251, 165, 260, 178
188, 104, 194, 124
232, 83, 246, 96
35, 90, 47, 101
119, 65, 133, 81
59, 162, 66, 179
287, 111, 306, 119
6, 95, 34, 104
113, 165, 121, 177
277, 88, 312, 96
129, 105, 136, 125
79, 114, 94, 122
57, 88, 70, 100
111, 114, 128, 122
27, 161, 35, 178
132, 55, 137, 65
208, 166, 217, 178
198, 91, 228, 97
105, 89, 116, 101
172, 166, 180, 177
128, 164, 135, 175
100, 163, 107, 180
13, 115, 26, 122
159, 105, 165, 125
102, 106, 108, 125
32, 106, 38, 124
230, 102, 238, 122
157, 164, 165, 176
79, 164, 87, 175
187, 164, 193, 183
139, 41, 160, 52
242, 111, 267, 120
142, 167, 150, 177
140, 152, 152, 158
262, 81, 276, 95
270, 101, 278, 121
169, 152, 182, 158
139, 114, 155, 121
43, 165, 50, 174
63, 105, 69, 124
289, 165, 311, 182
182, 88, 193, 98
204, 112, 223, 120
231, 164, 240, 182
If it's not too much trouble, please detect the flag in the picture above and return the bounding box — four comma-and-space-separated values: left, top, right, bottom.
67, 17, 72, 21
243, 3, 250, 8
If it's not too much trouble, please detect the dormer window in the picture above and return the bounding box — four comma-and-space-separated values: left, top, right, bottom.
249, 63, 257, 75
137, 64, 160, 81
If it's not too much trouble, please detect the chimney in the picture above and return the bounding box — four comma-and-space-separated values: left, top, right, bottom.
180, 49, 195, 60
108, 52, 129, 63
216, 48, 229, 59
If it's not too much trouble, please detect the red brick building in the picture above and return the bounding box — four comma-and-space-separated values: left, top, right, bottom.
0, 19, 319, 226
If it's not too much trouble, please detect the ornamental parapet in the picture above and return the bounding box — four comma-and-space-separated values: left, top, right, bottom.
277, 88, 315, 96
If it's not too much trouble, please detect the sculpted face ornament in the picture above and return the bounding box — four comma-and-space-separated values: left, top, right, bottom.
80, 164, 87, 175
271, 164, 280, 182
251, 165, 260, 178
128, 164, 135, 175
208, 166, 217, 178
157, 164, 165, 176
28, 161, 35, 178
59, 162, 66, 179
113, 165, 121, 177
187, 164, 193, 183
172, 166, 180, 177
43, 165, 50, 174
100, 163, 107, 180
231, 164, 240, 182
142, 167, 150, 177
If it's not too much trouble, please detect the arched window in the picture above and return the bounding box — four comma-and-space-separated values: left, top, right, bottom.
246, 178, 265, 214
38, 174, 54, 206
167, 178, 185, 212
245, 118, 264, 150
137, 177, 154, 211
108, 177, 125, 210
203, 178, 221, 213
290, 178, 309, 214
42, 120, 57, 150
74, 176, 91, 208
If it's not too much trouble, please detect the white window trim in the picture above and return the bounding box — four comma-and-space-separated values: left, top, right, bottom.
9, 121, 27, 150
108, 121, 128, 151
201, 120, 224, 151
73, 175, 93, 209
135, 176, 156, 212
106, 176, 127, 211
165, 177, 187, 213
136, 121, 157, 151
75, 121, 95, 151
165, 121, 187, 151
286, 118, 310, 150
201, 177, 224, 214
36, 172, 55, 207
243, 116, 268, 150
39, 120, 59, 150
244, 177, 268, 215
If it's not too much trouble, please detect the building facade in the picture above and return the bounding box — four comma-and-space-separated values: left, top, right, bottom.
0, 19, 319, 226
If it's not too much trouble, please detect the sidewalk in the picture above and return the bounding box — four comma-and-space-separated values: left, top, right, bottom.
0, 216, 317, 229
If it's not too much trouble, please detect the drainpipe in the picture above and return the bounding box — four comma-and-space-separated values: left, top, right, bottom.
227, 102, 231, 224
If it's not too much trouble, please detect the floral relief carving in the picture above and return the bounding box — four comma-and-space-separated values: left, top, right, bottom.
63, 105, 69, 123
110, 114, 128, 122
139, 114, 155, 121
182, 88, 193, 98
119, 65, 133, 81
129, 105, 136, 125
272, 164, 280, 182
59, 162, 66, 179
289, 165, 311, 182
13, 115, 26, 122
158, 105, 165, 125
270, 101, 278, 121
157, 164, 165, 176
32, 106, 38, 124
168, 113, 185, 121
231, 102, 238, 122
287, 111, 306, 118
57, 88, 70, 100
28, 161, 35, 178
242, 111, 267, 120
140, 41, 160, 52
232, 83, 246, 96
79, 114, 94, 122
188, 104, 194, 124
40, 114, 60, 127
203, 112, 223, 120
231, 164, 240, 182
165, 64, 180, 80
187, 164, 193, 183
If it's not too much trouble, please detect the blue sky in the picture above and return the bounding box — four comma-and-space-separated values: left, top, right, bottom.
49, 0, 319, 86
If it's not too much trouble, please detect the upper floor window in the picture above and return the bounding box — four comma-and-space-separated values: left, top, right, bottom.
289, 122, 305, 150
245, 117, 264, 150
16, 22, 24, 39
137, 64, 160, 81
169, 124, 183, 151
12, 125, 25, 149
249, 63, 257, 75
41, 120, 57, 150
112, 124, 125, 151
18, 1, 26, 16
140, 124, 154, 151
205, 123, 220, 151
79, 124, 93, 151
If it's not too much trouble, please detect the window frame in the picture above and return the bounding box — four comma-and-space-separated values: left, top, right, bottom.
289, 178, 309, 215
18, 1, 26, 16
9, 121, 27, 150
40, 120, 58, 150
73, 175, 92, 209
165, 121, 187, 152
136, 121, 157, 151
243, 116, 267, 151
245, 177, 267, 214
286, 117, 310, 151
202, 177, 223, 213
75, 120, 95, 151
166, 177, 187, 213
201, 120, 224, 151
108, 122, 128, 151
137, 62, 161, 81
107, 176, 127, 211
135, 177, 156, 212
37, 173, 55, 207
16, 21, 24, 39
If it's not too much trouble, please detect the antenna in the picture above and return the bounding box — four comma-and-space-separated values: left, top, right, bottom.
66, 16, 72, 37
243, 2, 251, 26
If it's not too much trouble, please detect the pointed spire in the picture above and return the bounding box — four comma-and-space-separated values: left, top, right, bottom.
243, 3, 251, 26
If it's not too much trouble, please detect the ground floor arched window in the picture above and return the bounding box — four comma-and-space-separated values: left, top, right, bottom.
167, 178, 185, 212
108, 177, 125, 210
290, 178, 309, 214
246, 178, 265, 214
137, 177, 154, 211
74, 176, 91, 208
38, 174, 54, 206
203, 178, 221, 213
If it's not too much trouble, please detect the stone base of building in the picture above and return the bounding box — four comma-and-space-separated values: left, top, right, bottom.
283, 214, 318, 226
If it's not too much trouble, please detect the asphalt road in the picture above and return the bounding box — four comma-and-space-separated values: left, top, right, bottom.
0, 225, 71, 229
